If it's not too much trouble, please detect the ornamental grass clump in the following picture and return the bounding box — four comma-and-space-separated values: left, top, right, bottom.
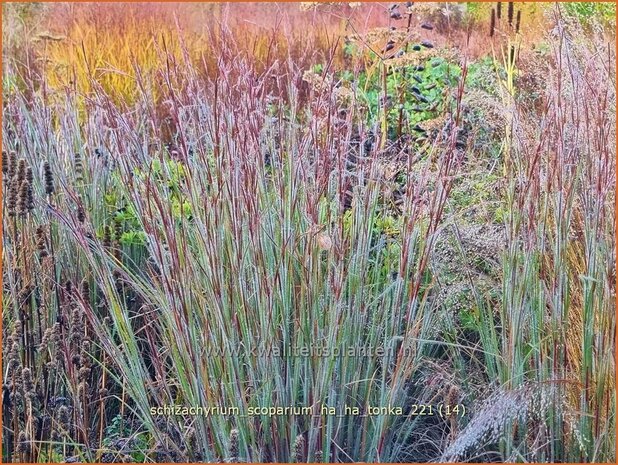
2, 17, 467, 460
442, 6, 615, 463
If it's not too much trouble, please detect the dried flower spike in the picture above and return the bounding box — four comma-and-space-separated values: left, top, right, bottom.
77, 202, 86, 223
8, 151, 17, 180
228, 428, 239, 463
17, 180, 30, 215
490, 8, 496, 37
16, 159, 26, 184
43, 161, 55, 195
292, 434, 305, 463
7, 180, 18, 216
1, 150, 7, 175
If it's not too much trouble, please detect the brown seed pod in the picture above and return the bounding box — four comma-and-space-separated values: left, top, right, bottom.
515, 10, 521, 33
507, 1, 514, 26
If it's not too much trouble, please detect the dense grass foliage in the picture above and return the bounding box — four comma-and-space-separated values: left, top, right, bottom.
2, 2, 615, 463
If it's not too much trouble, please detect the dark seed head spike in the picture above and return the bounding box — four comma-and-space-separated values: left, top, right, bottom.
1, 151, 7, 175
16, 159, 26, 184
515, 10, 521, 33
490, 8, 496, 37
508, 2, 514, 26
8, 151, 17, 180
497, 2, 502, 19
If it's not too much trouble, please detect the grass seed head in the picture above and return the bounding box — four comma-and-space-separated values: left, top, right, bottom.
77, 202, 86, 223
1, 150, 7, 175
17, 180, 31, 215
490, 9, 496, 37
228, 428, 239, 462
292, 434, 305, 463
36, 225, 49, 257
7, 151, 17, 180
43, 161, 54, 195
16, 159, 26, 184
16, 431, 31, 455
74, 152, 84, 182
7, 178, 19, 216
